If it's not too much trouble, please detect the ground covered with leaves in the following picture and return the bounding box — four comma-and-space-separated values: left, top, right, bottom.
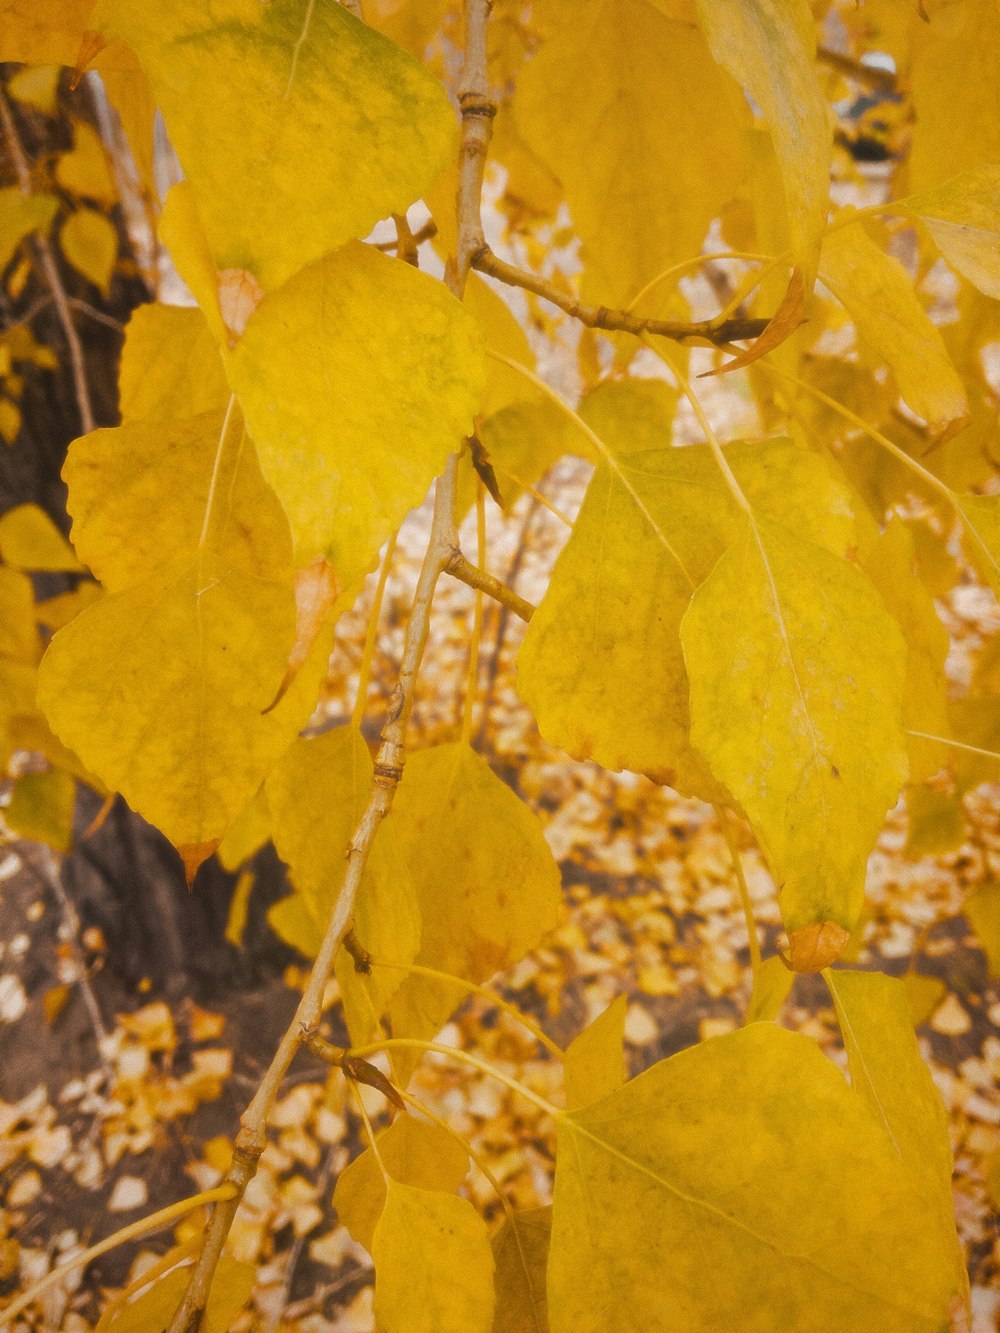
1, 458, 998, 1331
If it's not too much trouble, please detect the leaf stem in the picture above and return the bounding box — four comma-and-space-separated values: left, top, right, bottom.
349, 1038, 562, 1120
461, 484, 487, 742
0, 1186, 235, 1329
716, 806, 762, 981
352, 531, 398, 730
445, 548, 536, 621
368, 959, 563, 1058
905, 729, 1000, 762
197, 395, 238, 551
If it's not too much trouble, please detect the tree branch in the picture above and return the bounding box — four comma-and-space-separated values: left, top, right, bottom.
471, 244, 770, 347
0, 92, 95, 434
445, 548, 535, 622
165, 4, 496, 1328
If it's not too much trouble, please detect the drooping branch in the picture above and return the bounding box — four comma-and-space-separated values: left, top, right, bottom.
445, 548, 535, 622
471, 243, 770, 347
164, 4, 497, 1329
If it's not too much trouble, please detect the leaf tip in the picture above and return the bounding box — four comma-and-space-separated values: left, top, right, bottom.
178, 841, 219, 885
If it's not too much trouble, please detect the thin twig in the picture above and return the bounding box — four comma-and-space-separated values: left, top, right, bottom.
0, 92, 95, 434
471, 244, 770, 347
164, 4, 496, 1328
372, 219, 438, 252
262, 1141, 338, 1333
816, 45, 898, 94
477, 496, 539, 748
392, 212, 419, 267
445, 548, 535, 622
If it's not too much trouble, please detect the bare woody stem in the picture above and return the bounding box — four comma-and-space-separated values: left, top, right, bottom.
165, 4, 496, 1329
471, 243, 770, 348
445, 548, 535, 622
0, 92, 95, 434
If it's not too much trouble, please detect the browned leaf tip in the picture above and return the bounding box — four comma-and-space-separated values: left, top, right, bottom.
341, 1055, 405, 1112
701, 269, 808, 377
262, 558, 340, 715
779, 920, 851, 973
177, 841, 220, 886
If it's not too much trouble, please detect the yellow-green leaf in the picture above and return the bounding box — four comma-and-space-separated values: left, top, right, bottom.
0, 566, 40, 664
372, 1181, 494, 1333
956, 493, 1000, 598
514, 0, 750, 305
745, 953, 795, 1024
101, 1252, 253, 1333
63, 411, 291, 592
36, 553, 298, 851
518, 439, 858, 801
0, 503, 81, 572
966, 883, 1000, 978
216, 787, 270, 873
4, 769, 76, 852
564, 995, 626, 1109
904, 972, 949, 1027
680, 517, 907, 933
492, 1206, 551, 1333
0, 188, 58, 272
118, 303, 229, 423
549, 1023, 960, 1332
225, 242, 483, 573
0, 0, 95, 65
903, 165, 1000, 299
334, 1115, 469, 1253
819, 222, 969, 435
387, 743, 561, 1066
95, 0, 456, 290
905, 785, 965, 859
265, 725, 419, 1044
59, 207, 117, 295
825, 968, 965, 1289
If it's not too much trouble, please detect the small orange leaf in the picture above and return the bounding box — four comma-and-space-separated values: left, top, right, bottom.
262, 558, 339, 714
780, 920, 850, 973
218, 267, 264, 344
178, 841, 219, 885
706, 270, 807, 375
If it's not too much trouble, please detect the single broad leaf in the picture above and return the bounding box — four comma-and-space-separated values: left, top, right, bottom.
4, 769, 76, 852
579, 378, 679, 458
101, 1252, 253, 1333
265, 725, 419, 1045
387, 743, 561, 1073
0, 188, 58, 272
372, 1181, 495, 1333
94, 0, 456, 290
262, 558, 340, 714
225, 242, 483, 573
334, 1115, 470, 1253
491, 1206, 551, 1333
0, 566, 41, 664
118, 303, 229, 423
36, 553, 299, 854
680, 516, 908, 935
464, 273, 536, 420
0, 0, 96, 65
54, 122, 116, 204
0, 503, 82, 572
564, 995, 627, 1109
59, 207, 117, 295
863, 519, 951, 782
966, 883, 1000, 979
157, 183, 228, 344
215, 786, 270, 872
904, 972, 949, 1027
548, 1023, 961, 1332
513, 0, 750, 306
819, 222, 969, 436
473, 400, 582, 517
696, 0, 829, 360
91, 42, 158, 198
63, 411, 291, 592
955, 493, 1000, 599
518, 439, 858, 801
903, 165, 1000, 299
745, 953, 795, 1024
905, 785, 966, 859
825, 968, 966, 1291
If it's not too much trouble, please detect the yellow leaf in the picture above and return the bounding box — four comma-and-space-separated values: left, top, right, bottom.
4, 769, 76, 852
118, 303, 229, 424
157, 183, 227, 344
695, 0, 829, 358
464, 272, 535, 419
518, 439, 857, 801
903, 972, 949, 1027
95, 0, 456, 290
0, 0, 96, 65
35, 581, 102, 631
491, 1206, 551, 1333
37, 554, 298, 847
0, 503, 82, 572
334, 1115, 469, 1252
102, 1252, 253, 1333
372, 1181, 494, 1333
265, 725, 419, 1045
360, 0, 451, 60
59, 207, 117, 295
7, 65, 60, 115
966, 883, 1000, 979
63, 411, 291, 592
819, 221, 969, 435
549, 1023, 961, 1332
564, 995, 626, 1109
224, 868, 254, 948
0, 566, 40, 664
0, 189, 58, 272
91, 42, 157, 198
825, 968, 966, 1291
680, 517, 907, 932
216, 788, 270, 873
905, 786, 965, 858
386, 743, 561, 1068
863, 519, 951, 782
956, 493, 1000, 599
514, 0, 750, 305
745, 953, 794, 1024
225, 242, 483, 573
54, 122, 116, 204
903, 165, 1000, 299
